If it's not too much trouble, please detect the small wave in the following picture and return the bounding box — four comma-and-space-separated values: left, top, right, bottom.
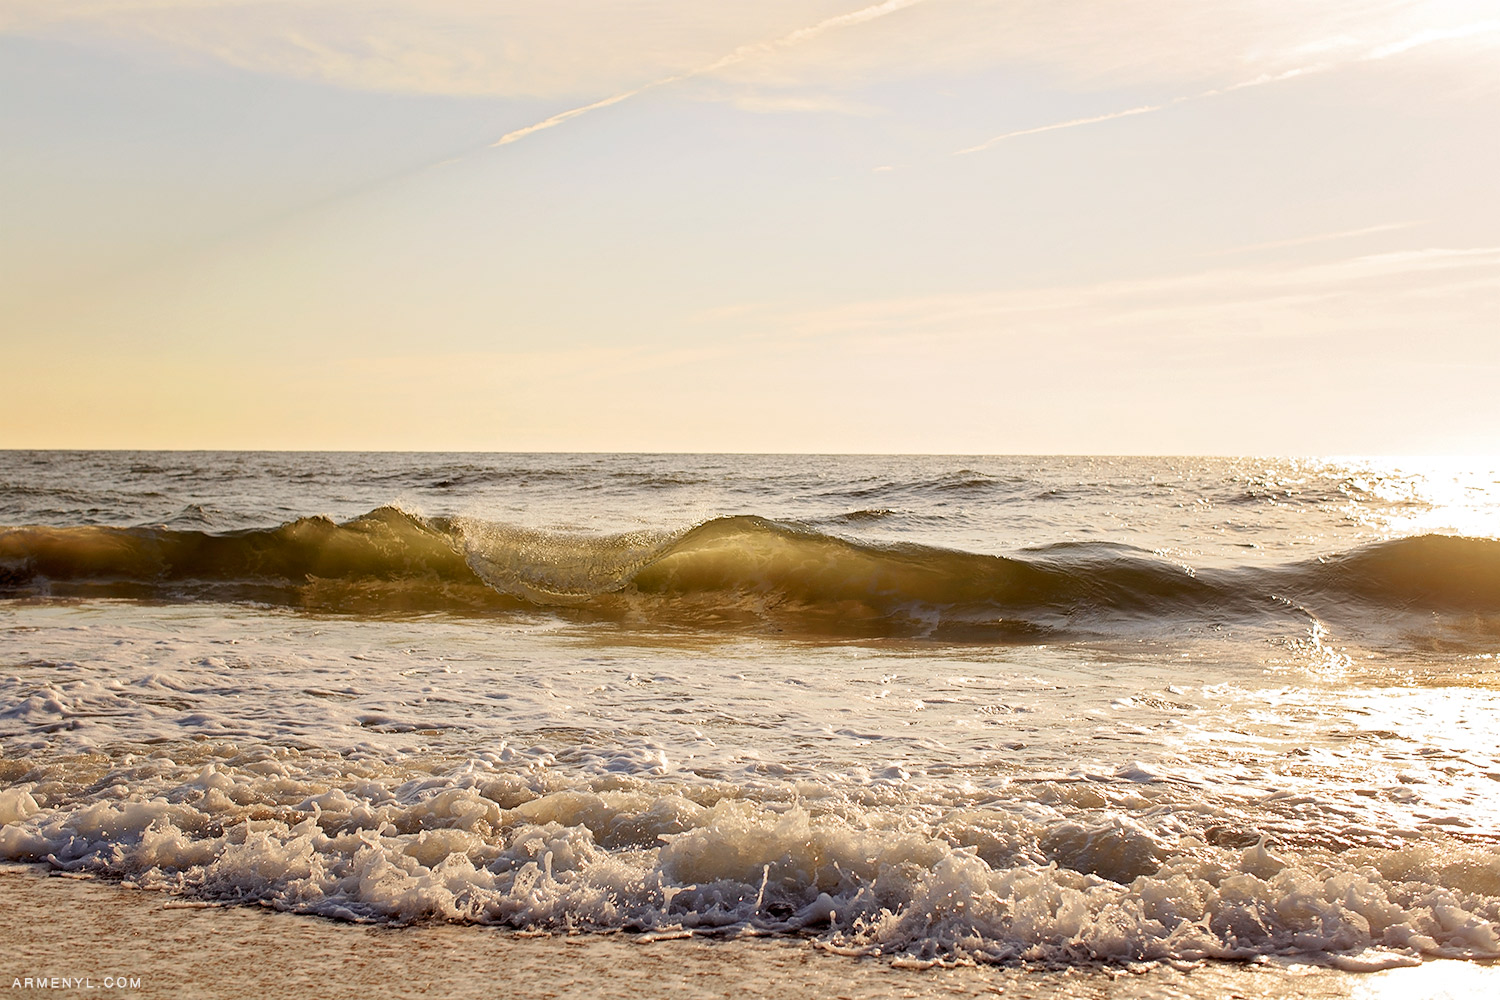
0, 507, 511, 613
1313, 534, 1500, 609
822, 508, 900, 523
417, 467, 582, 490
4, 510, 1499, 637
818, 471, 1003, 503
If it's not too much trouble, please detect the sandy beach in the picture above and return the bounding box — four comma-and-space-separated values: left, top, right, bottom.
3, 866, 1496, 1000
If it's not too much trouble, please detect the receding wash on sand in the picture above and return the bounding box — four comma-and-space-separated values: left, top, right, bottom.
2, 453, 1499, 981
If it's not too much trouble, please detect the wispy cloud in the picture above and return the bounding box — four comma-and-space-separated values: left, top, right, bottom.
724, 91, 876, 116
18, 2, 1497, 107
767, 245, 1500, 344
1203, 222, 1417, 257
1365, 17, 1500, 58
492, 0, 927, 147
956, 17, 1500, 154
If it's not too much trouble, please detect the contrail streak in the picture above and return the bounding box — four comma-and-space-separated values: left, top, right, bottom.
491, 0, 928, 147
956, 18, 1500, 155
954, 103, 1166, 154
494, 87, 659, 147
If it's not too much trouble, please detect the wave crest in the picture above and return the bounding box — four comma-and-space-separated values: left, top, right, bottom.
4, 509, 1500, 638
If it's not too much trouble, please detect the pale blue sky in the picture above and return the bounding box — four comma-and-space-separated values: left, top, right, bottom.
4, 1, 1498, 452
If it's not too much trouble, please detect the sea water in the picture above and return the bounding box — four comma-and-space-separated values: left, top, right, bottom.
2, 453, 1498, 968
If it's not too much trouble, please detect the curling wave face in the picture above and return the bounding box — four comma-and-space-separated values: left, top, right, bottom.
4, 508, 1500, 642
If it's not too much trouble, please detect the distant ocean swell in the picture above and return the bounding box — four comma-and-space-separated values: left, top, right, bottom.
3, 507, 1500, 636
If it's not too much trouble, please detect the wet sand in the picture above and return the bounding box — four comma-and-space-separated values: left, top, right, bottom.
2, 866, 1496, 999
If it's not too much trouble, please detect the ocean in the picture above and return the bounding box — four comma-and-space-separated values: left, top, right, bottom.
2, 452, 1499, 983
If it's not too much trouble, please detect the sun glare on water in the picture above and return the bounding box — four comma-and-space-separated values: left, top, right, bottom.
1350, 458, 1500, 539
1354, 958, 1500, 1000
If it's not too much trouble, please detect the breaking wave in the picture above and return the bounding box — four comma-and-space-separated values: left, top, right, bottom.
3, 508, 1499, 638
2, 749, 1497, 966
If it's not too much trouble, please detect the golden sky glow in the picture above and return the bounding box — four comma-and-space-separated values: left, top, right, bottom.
3, 1, 1498, 452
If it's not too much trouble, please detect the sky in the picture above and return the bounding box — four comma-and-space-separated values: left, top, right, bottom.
2, 0, 1498, 454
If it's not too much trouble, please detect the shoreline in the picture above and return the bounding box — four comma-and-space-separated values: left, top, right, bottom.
4, 866, 1497, 999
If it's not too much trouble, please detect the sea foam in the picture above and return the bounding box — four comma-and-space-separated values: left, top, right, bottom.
3, 749, 1497, 966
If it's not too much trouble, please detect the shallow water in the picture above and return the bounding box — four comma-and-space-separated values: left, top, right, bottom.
2, 453, 1499, 969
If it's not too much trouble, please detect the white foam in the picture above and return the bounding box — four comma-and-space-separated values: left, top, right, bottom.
2, 749, 1497, 966
5, 600, 1500, 968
